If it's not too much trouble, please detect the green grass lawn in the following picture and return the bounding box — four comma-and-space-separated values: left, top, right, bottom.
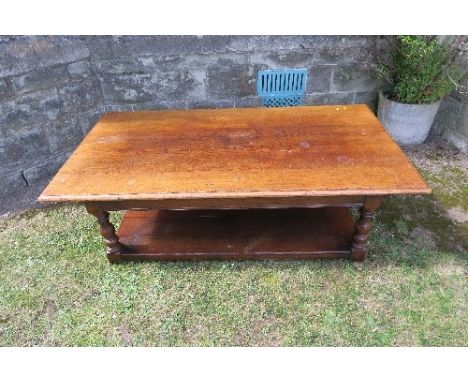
0, 146, 467, 346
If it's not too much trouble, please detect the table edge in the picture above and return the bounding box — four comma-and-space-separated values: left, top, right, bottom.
38, 187, 432, 203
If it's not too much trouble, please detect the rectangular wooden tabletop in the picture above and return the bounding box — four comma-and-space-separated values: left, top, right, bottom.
39, 105, 431, 202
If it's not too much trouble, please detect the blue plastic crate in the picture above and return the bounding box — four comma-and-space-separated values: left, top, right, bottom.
257, 68, 307, 107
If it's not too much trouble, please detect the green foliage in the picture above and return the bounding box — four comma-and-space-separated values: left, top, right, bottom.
378, 36, 463, 104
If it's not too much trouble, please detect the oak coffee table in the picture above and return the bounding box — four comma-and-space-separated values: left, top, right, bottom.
39, 105, 431, 263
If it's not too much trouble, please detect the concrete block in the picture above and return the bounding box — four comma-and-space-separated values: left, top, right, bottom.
0, 172, 28, 210
230, 36, 371, 53
94, 58, 145, 75
0, 129, 49, 169
58, 78, 102, 112
22, 150, 72, 185
84, 36, 115, 60
136, 53, 220, 72
130, 98, 235, 111
0, 36, 89, 75
230, 36, 316, 52
68, 60, 92, 80
0, 88, 63, 137
308, 65, 334, 93
312, 47, 372, 65
100, 73, 158, 104
207, 59, 260, 97
134, 55, 182, 71
43, 115, 84, 154
184, 53, 224, 69
111, 36, 231, 57
0, 169, 48, 214
0, 36, 39, 77
186, 98, 235, 109
57, 36, 89, 64
29, 36, 63, 68
304, 92, 355, 106
101, 68, 204, 104
443, 130, 468, 153
151, 69, 204, 101
234, 96, 261, 108
11, 66, 70, 95
216, 53, 249, 66
22, 161, 52, 186
0, 78, 12, 99
432, 94, 467, 142
301, 36, 378, 50
249, 50, 313, 67
332, 64, 382, 92
331, 36, 373, 48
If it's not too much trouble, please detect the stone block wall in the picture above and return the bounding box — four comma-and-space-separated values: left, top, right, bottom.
88, 35, 383, 111
0, 36, 104, 213
0, 35, 466, 213
431, 38, 468, 152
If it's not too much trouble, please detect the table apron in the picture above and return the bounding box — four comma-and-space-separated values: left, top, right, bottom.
85, 195, 367, 211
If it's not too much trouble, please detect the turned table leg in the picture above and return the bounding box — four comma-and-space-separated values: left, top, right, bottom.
351, 196, 383, 261
85, 204, 125, 263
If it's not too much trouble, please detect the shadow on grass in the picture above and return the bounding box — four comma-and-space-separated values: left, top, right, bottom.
368, 195, 467, 267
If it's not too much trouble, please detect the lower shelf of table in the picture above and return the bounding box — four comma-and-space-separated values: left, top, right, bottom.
116, 207, 355, 261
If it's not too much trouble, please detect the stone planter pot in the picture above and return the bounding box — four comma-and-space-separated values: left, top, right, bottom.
377, 90, 441, 144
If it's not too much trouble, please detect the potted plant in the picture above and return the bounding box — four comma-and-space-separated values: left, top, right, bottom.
376, 36, 464, 144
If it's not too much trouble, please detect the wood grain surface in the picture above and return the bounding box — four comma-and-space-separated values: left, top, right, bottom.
39, 105, 431, 203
